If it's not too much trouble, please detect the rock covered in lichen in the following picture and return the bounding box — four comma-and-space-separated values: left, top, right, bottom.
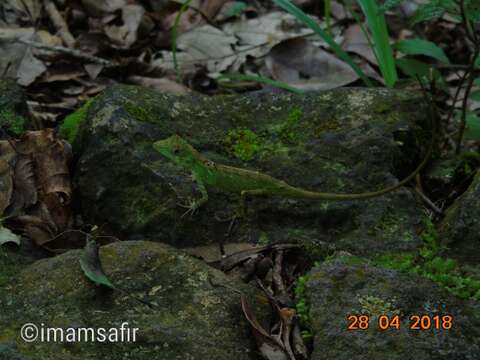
0, 241, 268, 360
439, 170, 480, 264
305, 256, 480, 360
73, 85, 431, 255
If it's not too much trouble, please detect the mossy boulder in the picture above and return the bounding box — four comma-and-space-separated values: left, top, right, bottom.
439, 170, 480, 264
305, 256, 480, 360
0, 79, 28, 136
0, 241, 269, 360
73, 85, 431, 255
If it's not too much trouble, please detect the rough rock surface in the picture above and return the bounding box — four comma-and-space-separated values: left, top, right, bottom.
0, 241, 269, 360
74, 85, 431, 256
0, 79, 28, 136
439, 170, 480, 264
306, 257, 480, 360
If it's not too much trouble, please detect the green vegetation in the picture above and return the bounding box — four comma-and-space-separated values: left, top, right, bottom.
217, 73, 304, 94
59, 98, 94, 144
0, 110, 26, 136
279, 107, 302, 143
357, 294, 401, 319
374, 217, 480, 301
294, 275, 313, 340
223, 128, 261, 161
357, 0, 398, 87
273, 0, 372, 87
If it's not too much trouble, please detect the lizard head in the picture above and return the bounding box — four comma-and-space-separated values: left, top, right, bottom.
154, 135, 200, 168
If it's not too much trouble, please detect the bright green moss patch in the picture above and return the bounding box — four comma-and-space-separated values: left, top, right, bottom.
375, 254, 480, 301
59, 98, 94, 144
223, 128, 261, 161
279, 107, 303, 142
294, 274, 313, 340
0, 110, 26, 136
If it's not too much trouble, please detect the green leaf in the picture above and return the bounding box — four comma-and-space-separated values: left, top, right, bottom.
411, 3, 445, 23
465, 0, 480, 22
358, 0, 398, 87
79, 239, 114, 289
470, 90, 480, 101
464, 112, 480, 141
0, 226, 20, 246
395, 39, 450, 64
273, 0, 373, 87
379, 0, 404, 13
225, 2, 247, 18
396, 58, 431, 78
475, 55, 480, 68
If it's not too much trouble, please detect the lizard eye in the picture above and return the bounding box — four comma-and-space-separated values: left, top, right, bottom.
173, 148, 180, 155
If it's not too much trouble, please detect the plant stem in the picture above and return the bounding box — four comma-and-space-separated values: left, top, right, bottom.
455, 0, 480, 153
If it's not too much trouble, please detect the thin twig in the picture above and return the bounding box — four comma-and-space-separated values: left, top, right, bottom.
17, 39, 114, 67
444, 70, 468, 129
414, 186, 444, 216
455, 45, 479, 153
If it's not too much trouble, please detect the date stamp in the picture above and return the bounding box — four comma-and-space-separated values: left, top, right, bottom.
346, 314, 453, 331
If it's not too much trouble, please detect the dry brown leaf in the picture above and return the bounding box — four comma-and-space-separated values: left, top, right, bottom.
11, 155, 37, 212
13, 130, 72, 240
343, 24, 378, 65
331, 1, 349, 20
4, 0, 41, 24
241, 295, 289, 360
165, 24, 238, 74
223, 12, 313, 47
201, 0, 227, 20
104, 5, 145, 49
84, 63, 104, 80
0, 27, 34, 80
81, 0, 128, 17
266, 37, 359, 91
0, 141, 16, 216
0, 27, 34, 41
128, 76, 190, 95
17, 47, 47, 86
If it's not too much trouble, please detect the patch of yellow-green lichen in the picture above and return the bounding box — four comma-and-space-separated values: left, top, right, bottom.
223, 128, 261, 161
0, 109, 26, 135
124, 101, 154, 122
356, 294, 401, 319
59, 97, 94, 144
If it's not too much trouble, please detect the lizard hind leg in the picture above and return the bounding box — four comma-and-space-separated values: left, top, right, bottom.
214, 189, 267, 237
239, 189, 268, 217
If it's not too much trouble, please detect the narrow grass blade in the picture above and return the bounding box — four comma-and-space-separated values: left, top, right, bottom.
218, 73, 305, 93
273, 0, 372, 87
357, 0, 398, 87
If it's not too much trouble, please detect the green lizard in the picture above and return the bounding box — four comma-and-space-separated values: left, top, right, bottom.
153, 133, 432, 216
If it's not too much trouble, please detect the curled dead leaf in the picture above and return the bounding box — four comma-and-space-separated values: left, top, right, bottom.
266, 37, 359, 91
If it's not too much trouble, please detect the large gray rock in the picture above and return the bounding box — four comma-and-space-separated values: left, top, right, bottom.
306, 257, 480, 360
73, 85, 431, 256
439, 170, 480, 264
0, 241, 269, 360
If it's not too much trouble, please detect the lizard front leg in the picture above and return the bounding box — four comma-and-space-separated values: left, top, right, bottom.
178, 171, 208, 217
